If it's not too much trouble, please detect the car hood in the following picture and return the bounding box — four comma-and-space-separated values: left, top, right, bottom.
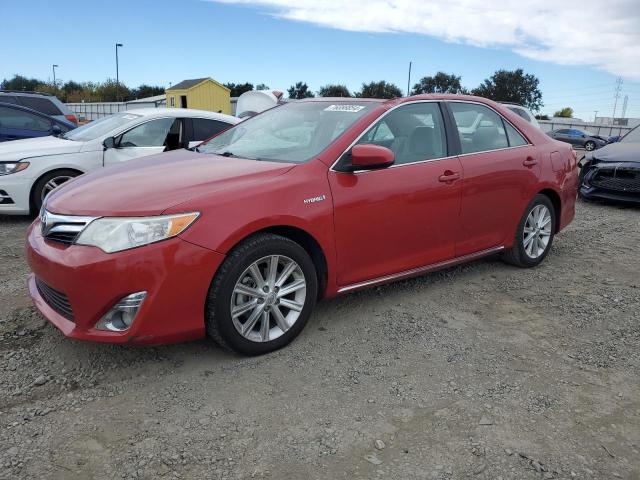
0, 135, 83, 161
585, 142, 640, 163
46, 149, 296, 216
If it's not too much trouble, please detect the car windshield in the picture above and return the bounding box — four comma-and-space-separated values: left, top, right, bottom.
198, 101, 376, 163
621, 126, 640, 143
62, 112, 142, 141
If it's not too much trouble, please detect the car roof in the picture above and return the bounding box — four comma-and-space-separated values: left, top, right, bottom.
124, 107, 239, 123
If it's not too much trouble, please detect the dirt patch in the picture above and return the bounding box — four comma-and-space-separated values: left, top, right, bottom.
1, 199, 639, 479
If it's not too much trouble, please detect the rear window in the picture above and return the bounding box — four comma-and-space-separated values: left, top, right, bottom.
18, 96, 63, 116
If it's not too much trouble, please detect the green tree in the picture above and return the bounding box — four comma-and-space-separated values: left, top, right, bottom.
357, 81, 402, 99
95, 78, 131, 102
472, 69, 542, 111
318, 84, 351, 97
224, 82, 254, 97
256, 83, 269, 91
287, 82, 315, 99
1, 74, 43, 91
411, 72, 462, 94
131, 84, 165, 99
553, 107, 573, 118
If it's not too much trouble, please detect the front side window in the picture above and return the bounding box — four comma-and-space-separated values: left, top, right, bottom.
0, 106, 51, 131
118, 118, 177, 147
356, 102, 447, 165
198, 101, 376, 163
450, 103, 508, 154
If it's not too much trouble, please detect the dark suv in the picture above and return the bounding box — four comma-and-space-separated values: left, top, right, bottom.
0, 91, 78, 126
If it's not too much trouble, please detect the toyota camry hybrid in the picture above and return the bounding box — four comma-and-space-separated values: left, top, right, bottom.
26, 95, 579, 355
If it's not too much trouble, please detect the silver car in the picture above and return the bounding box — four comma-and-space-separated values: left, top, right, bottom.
0, 90, 78, 126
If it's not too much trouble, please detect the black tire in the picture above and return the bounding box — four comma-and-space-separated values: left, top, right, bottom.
205, 233, 318, 356
501, 194, 556, 268
31, 169, 79, 214
584, 140, 596, 151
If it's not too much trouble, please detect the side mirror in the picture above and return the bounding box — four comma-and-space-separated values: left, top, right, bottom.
350, 144, 395, 171
103, 136, 116, 149
51, 124, 62, 135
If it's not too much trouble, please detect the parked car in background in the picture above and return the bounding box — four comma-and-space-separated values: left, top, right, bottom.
500, 103, 542, 129
0, 90, 78, 126
579, 124, 640, 203
0, 108, 239, 214
0, 102, 75, 142
547, 128, 608, 151
26, 95, 578, 355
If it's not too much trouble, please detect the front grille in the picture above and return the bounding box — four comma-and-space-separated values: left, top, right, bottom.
591, 168, 640, 193
40, 210, 96, 245
35, 278, 74, 321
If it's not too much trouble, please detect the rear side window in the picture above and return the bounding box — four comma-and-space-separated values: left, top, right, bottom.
450, 103, 508, 154
0, 94, 19, 104
0, 106, 51, 131
18, 97, 63, 116
504, 122, 528, 147
192, 118, 231, 141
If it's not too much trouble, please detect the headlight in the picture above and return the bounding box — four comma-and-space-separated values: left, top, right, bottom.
75, 212, 199, 253
0, 162, 29, 176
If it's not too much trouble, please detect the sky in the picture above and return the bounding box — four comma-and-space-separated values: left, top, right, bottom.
3, 0, 640, 121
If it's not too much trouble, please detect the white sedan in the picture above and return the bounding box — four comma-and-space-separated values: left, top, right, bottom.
0, 108, 239, 215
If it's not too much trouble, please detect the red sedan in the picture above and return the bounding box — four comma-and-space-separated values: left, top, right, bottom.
26, 95, 578, 355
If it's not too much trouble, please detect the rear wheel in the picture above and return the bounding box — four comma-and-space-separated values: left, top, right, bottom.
205, 233, 318, 356
502, 194, 556, 268
32, 169, 79, 213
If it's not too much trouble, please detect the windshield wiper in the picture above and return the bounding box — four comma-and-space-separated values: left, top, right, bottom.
218, 151, 238, 157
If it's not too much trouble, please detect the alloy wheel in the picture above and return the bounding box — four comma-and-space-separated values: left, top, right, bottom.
585, 141, 596, 151
230, 255, 307, 343
41, 175, 74, 201
523, 204, 552, 259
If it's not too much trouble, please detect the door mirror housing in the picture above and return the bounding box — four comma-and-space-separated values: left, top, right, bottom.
51, 124, 62, 136
103, 136, 116, 149
350, 144, 395, 171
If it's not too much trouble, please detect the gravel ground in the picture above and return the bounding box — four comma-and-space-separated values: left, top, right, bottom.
1, 198, 639, 480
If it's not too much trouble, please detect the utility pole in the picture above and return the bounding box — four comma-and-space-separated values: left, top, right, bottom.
612, 77, 623, 120
52, 65, 58, 87
593, 110, 598, 123
621, 95, 628, 119
115, 43, 123, 102
407, 61, 412, 97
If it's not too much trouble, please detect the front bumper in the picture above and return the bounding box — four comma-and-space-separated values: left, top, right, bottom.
26, 221, 224, 345
580, 163, 640, 204
0, 173, 33, 214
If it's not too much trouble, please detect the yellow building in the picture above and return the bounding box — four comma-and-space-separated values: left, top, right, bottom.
166, 77, 231, 114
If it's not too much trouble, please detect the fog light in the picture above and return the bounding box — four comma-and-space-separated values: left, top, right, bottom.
95, 292, 147, 332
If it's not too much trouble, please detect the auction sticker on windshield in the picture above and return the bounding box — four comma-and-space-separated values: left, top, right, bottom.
324, 105, 366, 112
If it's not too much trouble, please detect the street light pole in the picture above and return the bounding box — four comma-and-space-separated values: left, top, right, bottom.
52, 64, 58, 87
407, 61, 412, 97
115, 43, 123, 102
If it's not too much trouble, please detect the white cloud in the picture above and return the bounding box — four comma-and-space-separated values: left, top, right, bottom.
210, 0, 640, 80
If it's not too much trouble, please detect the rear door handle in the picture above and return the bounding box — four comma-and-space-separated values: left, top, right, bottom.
438, 170, 460, 182
523, 157, 538, 167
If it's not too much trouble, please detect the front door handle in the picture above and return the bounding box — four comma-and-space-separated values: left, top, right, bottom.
523, 157, 538, 167
438, 170, 461, 183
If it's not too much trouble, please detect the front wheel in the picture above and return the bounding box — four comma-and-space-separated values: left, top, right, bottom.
584, 140, 596, 151
32, 169, 79, 213
502, 195, 556, 268
205, 233, 318, 356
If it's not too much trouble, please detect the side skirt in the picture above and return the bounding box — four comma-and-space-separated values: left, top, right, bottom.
337, 246, 505, 294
